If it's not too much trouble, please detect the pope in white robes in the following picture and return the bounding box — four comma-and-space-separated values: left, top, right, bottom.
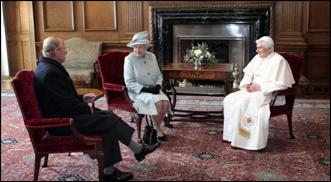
222, 36, 295, 150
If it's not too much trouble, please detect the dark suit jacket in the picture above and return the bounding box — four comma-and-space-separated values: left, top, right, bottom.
34, 57, 91, 118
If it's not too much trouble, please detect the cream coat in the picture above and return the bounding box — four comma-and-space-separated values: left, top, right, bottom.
124, 51, 170, 115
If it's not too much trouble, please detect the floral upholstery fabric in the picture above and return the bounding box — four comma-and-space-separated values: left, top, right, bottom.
62, 38, 102, 84
65, 68, 93, 84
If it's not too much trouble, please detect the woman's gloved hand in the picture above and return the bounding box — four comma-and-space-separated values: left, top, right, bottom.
154, 84, 161, 91
141, 85, 161, 94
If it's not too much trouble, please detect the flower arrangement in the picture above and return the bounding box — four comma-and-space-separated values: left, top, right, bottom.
183, 42, 217, 66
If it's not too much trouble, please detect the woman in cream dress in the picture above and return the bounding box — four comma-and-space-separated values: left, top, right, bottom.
124, 31, 171, 142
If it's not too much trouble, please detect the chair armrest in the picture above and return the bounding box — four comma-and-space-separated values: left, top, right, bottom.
25, 118, 72, 129
103, 83, 125, 92
27, 118, 101, 145
270, 87, 297, 107
103, 82, 135, 110
276, 87, 297, 96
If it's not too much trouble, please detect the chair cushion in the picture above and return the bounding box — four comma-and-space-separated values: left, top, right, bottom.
106, 96, 135, 112
62, 38, 102, 83
66, 68, 94, 84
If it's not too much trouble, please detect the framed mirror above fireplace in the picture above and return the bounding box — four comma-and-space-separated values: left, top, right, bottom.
149, 2, 274, 73
173, 24, 247, 72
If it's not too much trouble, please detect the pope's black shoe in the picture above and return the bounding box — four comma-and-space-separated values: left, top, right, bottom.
134, 142, 160, 162
103, 168, 133, 181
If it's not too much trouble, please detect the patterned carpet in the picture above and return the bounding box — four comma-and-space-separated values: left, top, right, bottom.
1, 90, 330, 181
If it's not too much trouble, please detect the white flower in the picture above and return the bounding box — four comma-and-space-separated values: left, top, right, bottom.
184, 42, 217, 65
194, 49, 202, 57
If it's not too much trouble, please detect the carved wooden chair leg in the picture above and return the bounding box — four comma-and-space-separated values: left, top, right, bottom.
287, 112, 295, 139
42, 154, 49, 167
97, 154, 104, 181
34, 154, 42, 181
164, 113, 174, 128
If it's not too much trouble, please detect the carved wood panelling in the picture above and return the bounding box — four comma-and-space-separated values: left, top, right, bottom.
82, 1, 117, 31
281, 1, 302, 32
42, 1, 75, 32
305, 47, 329, 81
126, 1, 143, 32
308, 1, 330, 32
120, 1, 144, 42
303, 1, 330, 89
3, 1, 36, 76
275, 1, 306, 52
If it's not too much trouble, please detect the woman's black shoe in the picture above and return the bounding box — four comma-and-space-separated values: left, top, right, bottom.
157, 134, 167, 142
103, 168, 133, 181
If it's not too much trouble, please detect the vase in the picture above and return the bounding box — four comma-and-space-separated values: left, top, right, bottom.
194, 62, 201, 70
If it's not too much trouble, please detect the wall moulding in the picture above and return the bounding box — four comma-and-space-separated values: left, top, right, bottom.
42, 1, 75, 32
148, 1, 275, 9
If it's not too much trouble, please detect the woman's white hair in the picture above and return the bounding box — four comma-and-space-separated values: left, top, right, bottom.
256, 36, 274, 52
42, 37, 60, 58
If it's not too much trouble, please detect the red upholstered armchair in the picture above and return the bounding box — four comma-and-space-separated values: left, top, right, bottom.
11, 70, 104, 181
270, 53, 304, 139
97, 51, 144, 143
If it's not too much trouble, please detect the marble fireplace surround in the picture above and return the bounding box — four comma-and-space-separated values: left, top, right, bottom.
149, 1, 275, 71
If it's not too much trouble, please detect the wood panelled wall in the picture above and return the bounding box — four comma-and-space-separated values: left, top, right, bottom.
3, 1, 36, 74
3, 1, 330, 94
32, 1, 149, 55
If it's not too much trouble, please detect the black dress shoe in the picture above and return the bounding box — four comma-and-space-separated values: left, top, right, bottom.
134, 142, 160, 162
157, 134, 167, 142
103, 168, 133, 181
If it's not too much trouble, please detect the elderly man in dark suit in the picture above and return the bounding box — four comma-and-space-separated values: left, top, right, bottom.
34, 36, 160, 181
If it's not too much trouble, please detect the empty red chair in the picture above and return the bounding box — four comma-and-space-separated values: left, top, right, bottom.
97, 51, 145, 143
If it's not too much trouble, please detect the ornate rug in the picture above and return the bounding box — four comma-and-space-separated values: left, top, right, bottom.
1, 90, 330, 181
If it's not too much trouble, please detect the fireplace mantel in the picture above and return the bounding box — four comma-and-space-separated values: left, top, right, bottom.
148, 1, 275, 70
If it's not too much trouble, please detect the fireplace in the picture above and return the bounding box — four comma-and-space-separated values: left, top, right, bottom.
150, 6, 273, 72
173, 24, 248, 72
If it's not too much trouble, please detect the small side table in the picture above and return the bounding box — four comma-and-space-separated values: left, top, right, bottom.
76, 88, 104, 108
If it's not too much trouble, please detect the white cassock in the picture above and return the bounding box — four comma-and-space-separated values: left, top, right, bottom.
124, 51, 171, 115
223, 52, 295, 150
